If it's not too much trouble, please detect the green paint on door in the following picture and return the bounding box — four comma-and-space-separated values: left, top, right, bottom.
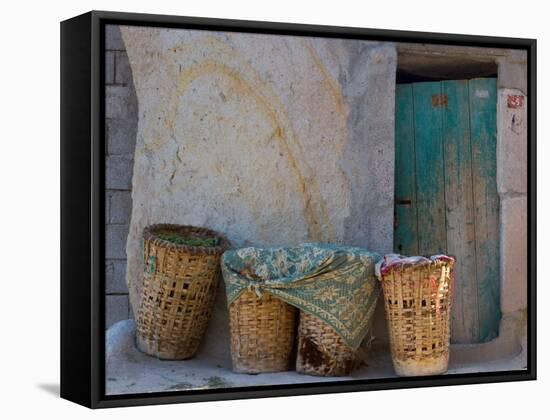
413, 82, 447, 256
394, 78, 500, 344
395, 85, 418, 255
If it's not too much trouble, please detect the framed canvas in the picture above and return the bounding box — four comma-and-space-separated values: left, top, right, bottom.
60, 10, 536, 408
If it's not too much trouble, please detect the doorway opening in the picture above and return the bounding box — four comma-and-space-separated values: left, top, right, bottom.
394, 47, 500, 345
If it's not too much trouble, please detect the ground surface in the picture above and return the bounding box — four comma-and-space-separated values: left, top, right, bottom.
106, 320, 526, 395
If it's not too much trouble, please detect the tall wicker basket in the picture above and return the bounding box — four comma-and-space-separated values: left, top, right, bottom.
229, 291, 297, 374
135, 224, 229, 360
378, 256, 454, 376
296, 311, 358, 376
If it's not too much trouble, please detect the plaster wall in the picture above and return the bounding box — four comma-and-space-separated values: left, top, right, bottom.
116, 26, 397, 352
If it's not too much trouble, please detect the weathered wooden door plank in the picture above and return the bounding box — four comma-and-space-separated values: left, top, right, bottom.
441, 80, 479, 343
394, 78, 500, 344
469, 78, 501, 342
413, 82, 447, 256
394, 84, 419, 255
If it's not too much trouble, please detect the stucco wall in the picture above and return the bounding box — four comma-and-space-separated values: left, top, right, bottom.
117, 26, 397, 349
108, 28, 396, 356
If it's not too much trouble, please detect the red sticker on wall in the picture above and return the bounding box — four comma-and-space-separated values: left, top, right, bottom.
507, 95, 524, 109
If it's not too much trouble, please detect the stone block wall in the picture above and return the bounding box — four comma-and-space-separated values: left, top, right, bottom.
496, 53, 528, 357
105, 25, 138, 328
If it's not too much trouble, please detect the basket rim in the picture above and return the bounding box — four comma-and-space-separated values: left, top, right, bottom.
143, 223, 230, 255
377, 254, 455, 278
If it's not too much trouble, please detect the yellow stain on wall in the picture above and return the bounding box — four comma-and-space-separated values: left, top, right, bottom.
149, 35, 350, 242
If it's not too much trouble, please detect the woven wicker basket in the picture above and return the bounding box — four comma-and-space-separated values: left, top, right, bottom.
229, 290, 297, 374
296, 311, 358, 376
135, 224, 229, 360
379, 258, 454, 376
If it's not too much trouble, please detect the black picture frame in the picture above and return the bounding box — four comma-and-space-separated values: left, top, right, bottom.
60, 10, 537, 409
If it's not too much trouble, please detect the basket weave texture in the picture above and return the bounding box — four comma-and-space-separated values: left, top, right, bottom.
296, 311, 358, 376
379, 258, 454, 376
135, 224, 229, 360
229, 290, 297, 374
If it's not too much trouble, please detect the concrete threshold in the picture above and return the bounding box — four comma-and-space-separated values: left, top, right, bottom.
105, 320, 527, 396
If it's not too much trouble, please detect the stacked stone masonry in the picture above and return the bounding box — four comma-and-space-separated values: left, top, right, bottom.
105, 25, 138, 327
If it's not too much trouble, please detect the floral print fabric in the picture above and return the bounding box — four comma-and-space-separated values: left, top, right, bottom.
221, 243, 381, 349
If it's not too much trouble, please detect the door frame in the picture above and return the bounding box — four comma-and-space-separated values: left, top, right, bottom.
394, 43, 529, 363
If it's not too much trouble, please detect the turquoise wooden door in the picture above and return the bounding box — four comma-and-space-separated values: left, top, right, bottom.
394, 78, 500, 344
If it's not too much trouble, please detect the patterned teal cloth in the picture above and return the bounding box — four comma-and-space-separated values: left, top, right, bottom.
221, 244, 381, 349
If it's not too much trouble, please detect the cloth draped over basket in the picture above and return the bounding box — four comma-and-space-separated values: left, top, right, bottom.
221, 244, 381, 349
